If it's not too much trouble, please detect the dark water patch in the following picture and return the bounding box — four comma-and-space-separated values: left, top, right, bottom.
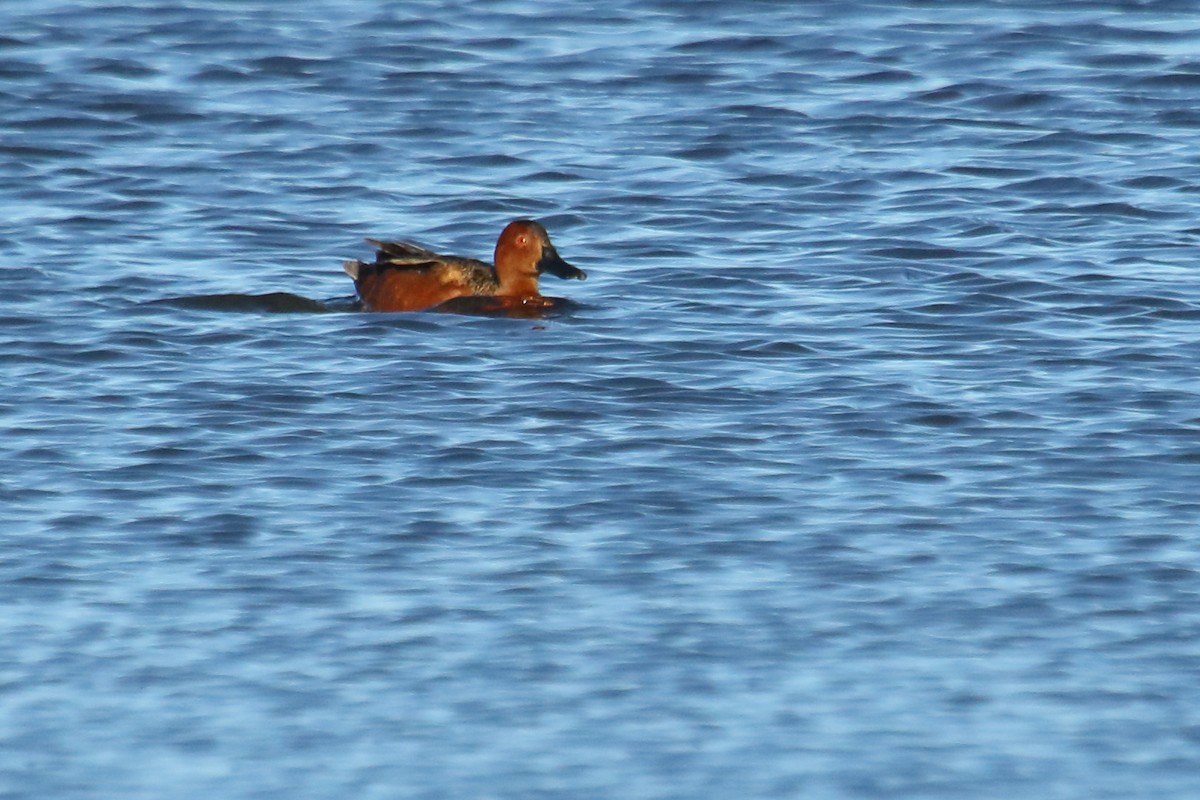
463, 36, 524, 53
1121, 175, 1188, 190
1003, 176, 1107, 195
1135, 72, 1200, 89
894, 470, 949, 483
133, 108, 206, 125
146, 512, 259, 546
974, 91, 1058, 111
190, 65, 255, 83
671, 34, 794, 55
0, 143, 90, 160
937, 116, 1034, 134
672, 143, 740, 161
60, 214, 126, 229
1149, 307, 1200, 321
916, 80, 1006, 103
84, 58, 158, 79
11, 114, 139, 133
914, 86, 965, 104
81, 93, 194, 119
868, 245, 974, 260
1077, 202, 1176, 220
152, 293, 333, 313
1083, 52, 1165, 69
434, 154, 530, 168
946, 165, 1035, 179
734, 172, 824, 189
845, 69, 915, 84
0, 60, 44, 79
1111, 295, 1193, 312
524, 170, 585, 183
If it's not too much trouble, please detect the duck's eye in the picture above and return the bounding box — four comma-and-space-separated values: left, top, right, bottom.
516, 235, 528, 245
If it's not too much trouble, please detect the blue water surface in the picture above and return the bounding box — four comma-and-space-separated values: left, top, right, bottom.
3, 2, 1200, 798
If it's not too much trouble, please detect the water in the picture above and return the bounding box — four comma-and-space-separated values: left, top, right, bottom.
4, 2, 1200, 797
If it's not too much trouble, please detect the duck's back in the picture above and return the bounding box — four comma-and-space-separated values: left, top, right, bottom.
343, 240, 499, 311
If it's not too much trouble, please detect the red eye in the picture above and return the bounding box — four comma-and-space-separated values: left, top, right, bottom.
517, 235, 528, 245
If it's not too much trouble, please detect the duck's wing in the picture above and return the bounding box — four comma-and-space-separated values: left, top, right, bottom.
343, 248, 497, 291
365, 238, 440, 263
361, 239, 494, 278
343, 239, 447, 280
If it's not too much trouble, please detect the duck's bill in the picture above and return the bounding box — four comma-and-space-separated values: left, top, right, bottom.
537, 248, 587, 280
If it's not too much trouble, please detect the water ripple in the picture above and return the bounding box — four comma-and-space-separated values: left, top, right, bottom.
3, 3, 1200, 799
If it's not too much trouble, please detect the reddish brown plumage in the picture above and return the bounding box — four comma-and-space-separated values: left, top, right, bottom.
343, 219, 585, 313
348, 264, 475, 313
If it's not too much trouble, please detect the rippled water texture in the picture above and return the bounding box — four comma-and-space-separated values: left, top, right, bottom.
4, 2, 1200, 798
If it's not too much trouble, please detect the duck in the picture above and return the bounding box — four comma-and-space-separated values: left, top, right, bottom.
343, 219, 586, 313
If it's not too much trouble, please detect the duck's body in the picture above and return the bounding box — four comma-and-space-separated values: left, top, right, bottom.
343, 220, 585, 313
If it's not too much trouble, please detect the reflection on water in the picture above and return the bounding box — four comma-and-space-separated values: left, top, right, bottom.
152, 293, 338, 313
152, 292, 583, 318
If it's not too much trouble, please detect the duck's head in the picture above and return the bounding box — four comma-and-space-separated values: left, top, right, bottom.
495, 219, 587, 283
